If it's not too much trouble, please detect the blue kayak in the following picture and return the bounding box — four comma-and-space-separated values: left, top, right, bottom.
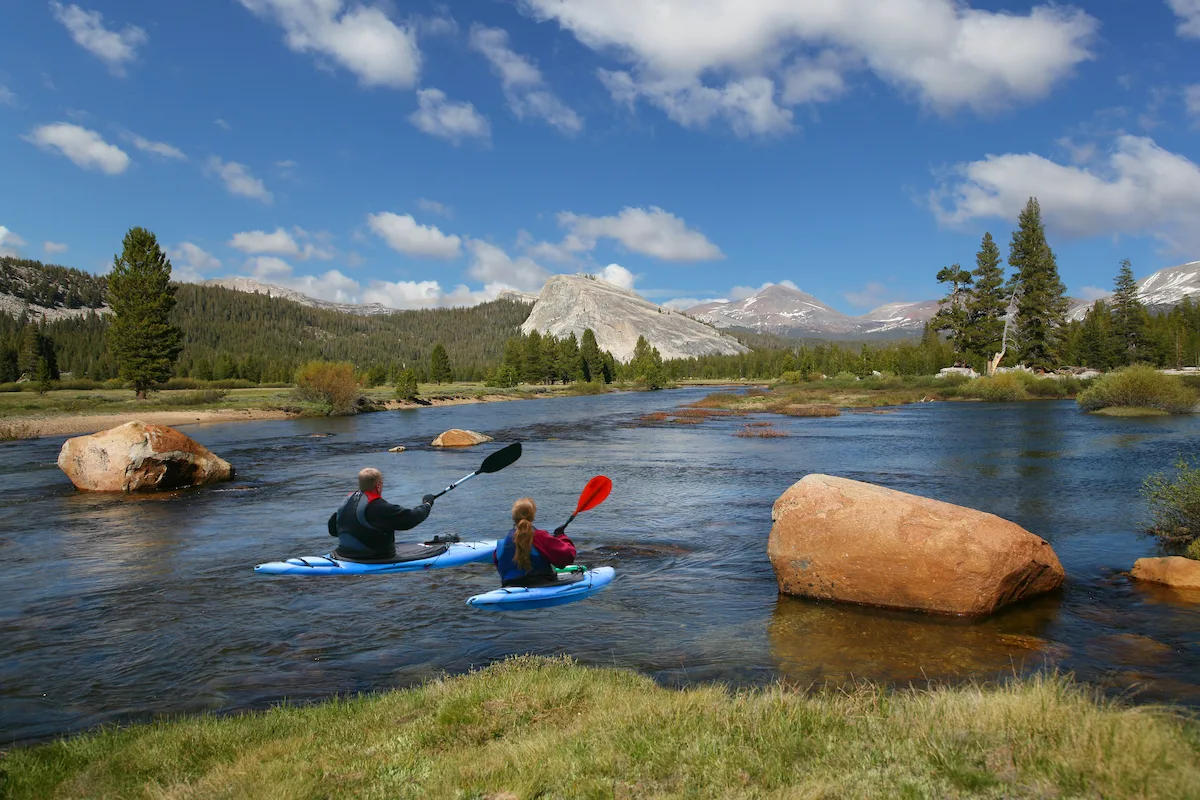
466, 565, 615, 610
255, 540, 498, 575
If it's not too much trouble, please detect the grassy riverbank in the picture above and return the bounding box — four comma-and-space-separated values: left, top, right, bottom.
2, 657, 1198, 799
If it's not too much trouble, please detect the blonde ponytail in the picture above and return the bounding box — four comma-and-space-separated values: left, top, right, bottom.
511, 497, 537, 571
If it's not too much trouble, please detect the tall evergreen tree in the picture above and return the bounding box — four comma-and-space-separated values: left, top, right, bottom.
1007, 198, 1068, 370
580, 328, 604, 382
558, 332, 583, 382
631, 335, 665, 389
1076, 300, 1118, 368
429, 343, 452, 383
106, 227, 183, 396
1110, 259, 1149, 365
932, 263, 973, 356
961, 232, 1008, 364
522, 329, 544, 384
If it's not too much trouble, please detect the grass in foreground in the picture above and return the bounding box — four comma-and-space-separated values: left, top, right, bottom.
2, 657, 1198, 799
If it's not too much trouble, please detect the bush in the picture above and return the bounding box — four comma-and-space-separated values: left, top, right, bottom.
959, 373, 1028, 402
1077, 365, 1197, 414
155, 389, 228, 407
163, 377, 204, 390
1143, 456, 1200, 548
778, 371, 804, 385
294, 361, 360, 416
569, 380, 608, 395
1187, 539, 1200, 561
394, 368, 419, 402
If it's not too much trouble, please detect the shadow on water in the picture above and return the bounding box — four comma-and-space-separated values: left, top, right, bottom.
3, 391, 1200, 743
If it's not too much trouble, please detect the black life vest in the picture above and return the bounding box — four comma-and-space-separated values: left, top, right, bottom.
335, 491, 391, 557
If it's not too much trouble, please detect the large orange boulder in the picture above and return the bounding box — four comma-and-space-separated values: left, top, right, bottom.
1131, 557, 1200, 590
768, 474, 1064, 617
57, 421, 234, 492
431, 429, 493, 447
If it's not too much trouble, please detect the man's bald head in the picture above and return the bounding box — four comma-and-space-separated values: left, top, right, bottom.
358, 468, 383, 493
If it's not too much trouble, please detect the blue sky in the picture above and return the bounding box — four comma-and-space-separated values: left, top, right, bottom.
0, 0, 1198, 314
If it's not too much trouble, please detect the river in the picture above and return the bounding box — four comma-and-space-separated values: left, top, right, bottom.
3, 388, 1199, 745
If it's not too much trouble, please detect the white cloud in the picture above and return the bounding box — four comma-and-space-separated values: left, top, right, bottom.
206, 157, 273, 204
469, 25, 583, 134
843, 282, 892, 309
662, 296, 726, 310
930, 135, 1200, 253
168, 242, 223, 283
466, 240, 550, 291
1078, 286, 1111, 301
0, 227, 27, 257
527, 1, 1097, 134
1056, 137, 1098, 165
214, 118, 232, 131
594, 263, 636, 289
24, 122, 130, 174
408, 89, 490, 144
0, 83, 15, 105
1168, 0, 1200, 38
556, 206, 724, 261
51, 2, 147, 75
367, 212, 462, 258
276, 159, 297, 168
121, 131, 186, 160
237, 0, 420, 88
416, 198, 452, 217
243, 256, 362, 302
43, 241, 68, 255
1185, 85, 1200, 124
229, 227, 334, 259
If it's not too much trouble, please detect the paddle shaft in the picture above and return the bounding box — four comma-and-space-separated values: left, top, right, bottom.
431, 470, 479, 500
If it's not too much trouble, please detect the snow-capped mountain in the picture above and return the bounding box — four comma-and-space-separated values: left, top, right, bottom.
687, 285, 938, 338
1067, 261, 1200, 321
204, 277, 399, 316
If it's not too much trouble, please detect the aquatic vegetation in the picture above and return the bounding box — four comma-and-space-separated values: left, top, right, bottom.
2, 657, 1197, 799
1077, 365, 1197, 414
735, 423, 788, 437
1143, 456, 1200, 548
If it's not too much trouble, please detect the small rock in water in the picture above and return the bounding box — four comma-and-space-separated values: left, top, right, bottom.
389, 446, 406, 453
1131, 557, 1200, 592
431, 429, 493, 447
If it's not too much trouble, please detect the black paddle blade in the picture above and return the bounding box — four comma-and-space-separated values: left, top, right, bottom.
478, 442, 522, 474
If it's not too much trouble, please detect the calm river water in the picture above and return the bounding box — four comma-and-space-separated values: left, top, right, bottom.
3, 389, 1200, 745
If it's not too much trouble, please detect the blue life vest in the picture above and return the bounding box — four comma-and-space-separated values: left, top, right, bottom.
495, 527, 555, 586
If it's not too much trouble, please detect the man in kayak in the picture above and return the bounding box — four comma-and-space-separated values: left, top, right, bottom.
327, 468, 438, 561
494, 497, 576, 586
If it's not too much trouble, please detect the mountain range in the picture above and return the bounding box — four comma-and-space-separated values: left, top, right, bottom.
1066, 261, 1200, 321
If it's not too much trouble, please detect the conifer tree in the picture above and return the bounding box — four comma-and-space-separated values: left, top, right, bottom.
522, 329, 544, 384
580, 328, 604, 382
106, 227, 182, 396
932, 263, 973, 357
429, 343, 452, 383
1110, 259, 1149, 365
1007, 198, 1068, 370
631, 335, 665, 389
1076, 299, 1117, 369
558, 332, 582, 382
961, 232, 1008, 364
394, 368, 419, 401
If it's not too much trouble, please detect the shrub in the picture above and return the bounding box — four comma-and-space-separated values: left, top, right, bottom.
163, 377, 204, 390
957, 372, 1028, 402
734, 423, 788, 438
1187, 539, 1200, 561
778, 371, 804, 385
394, 368, 420, 402
155, 389, 228, 407
569, 380, 608, 395
1077, 365, 1197, 414
294, 361, 360, 415
1142, 456, 1200, 548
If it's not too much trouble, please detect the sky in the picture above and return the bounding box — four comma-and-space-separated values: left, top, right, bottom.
0, 0, 1198, 314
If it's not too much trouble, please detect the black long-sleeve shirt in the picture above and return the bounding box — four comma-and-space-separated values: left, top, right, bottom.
328, 495, 431, 557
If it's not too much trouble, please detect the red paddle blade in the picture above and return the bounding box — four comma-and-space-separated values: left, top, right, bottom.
574, 475, 612, 515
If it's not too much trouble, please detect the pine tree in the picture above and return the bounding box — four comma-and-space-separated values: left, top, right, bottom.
429, 343, 452, 384
106, 227, 183, 396
631, 335, 665, 389
1076, 300, 1118, 369
932, 263, 973, 357
394, 368, 419, 401
580, 328, 604, 382
1007, 198, 1068, 370
522, 330, 544, 384
1110, 259, 1149, 365
558, 332, 582, 382
961, 232, 1008, 364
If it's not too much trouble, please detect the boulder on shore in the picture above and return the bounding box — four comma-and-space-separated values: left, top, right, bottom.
57, 421, 234, 492
431, 429, 493, 447
1131, 557, 1200, 591
768, 474, 1065, 617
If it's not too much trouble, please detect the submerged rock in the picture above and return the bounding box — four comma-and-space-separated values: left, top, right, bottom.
1131, 557, 1200, 591
57, 421, 234, 492
431, 429, 493, 447
388, 446, 407, 453
767, 474, 1065, 617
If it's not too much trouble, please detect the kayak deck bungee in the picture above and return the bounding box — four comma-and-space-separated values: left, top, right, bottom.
466, 565, 615, 610
254, 539, 498, 575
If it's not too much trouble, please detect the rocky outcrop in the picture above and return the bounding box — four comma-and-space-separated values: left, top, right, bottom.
431, 429, 493, 447
57, 421, 234, 492
767, 474, 1065, 616
521, 274, 748, 362
204, 277, 397, 316
1131, 557, 1200, 591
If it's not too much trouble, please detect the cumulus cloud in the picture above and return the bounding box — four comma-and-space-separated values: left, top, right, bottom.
469, 25, 584, 134
228, 227, 332, 259
409, 89, 490, 144
367, 212, 461, 259
594, 263, 636, 289
556, 206, 724, 261
1168, 0, 1200, 38
416, 198, 452, 217
930, 135, 1200, 253
243, 255, 362, 302
526, 0, 1097, 135
466, 240, 550, 291
843, 281, 893, 309
51, 2, 147, 75
1186, 85, 1200, 124
43, 241, 69, 255
24, 122, 130, 174
206, 156, 273, 204
0, 83, 15, 105
168, 242, 222, 283
0, 227, 27, 257
728, 280, 799, 301
121, 131, 186, 160
1078, 286, 1111, 301
236, 0, 420, 88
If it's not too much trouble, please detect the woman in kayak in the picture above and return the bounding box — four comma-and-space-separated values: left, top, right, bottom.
494, 497, 576, 586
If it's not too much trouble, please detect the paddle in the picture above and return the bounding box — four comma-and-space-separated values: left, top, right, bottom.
430, 441, 522, 500
558, 475, 612, 532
